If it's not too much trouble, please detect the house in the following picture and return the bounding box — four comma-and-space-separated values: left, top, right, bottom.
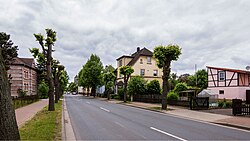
116, 47, 163, 87
7, 57, 37, 97
207, 66, 250, 100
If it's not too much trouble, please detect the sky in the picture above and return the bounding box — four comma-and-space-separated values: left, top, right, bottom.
1, 0, 250, 81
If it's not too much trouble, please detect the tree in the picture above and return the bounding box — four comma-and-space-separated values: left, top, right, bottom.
103, 72, 116, 100
147, 80, 161, 95
0, 48, 20, 140
34, 29, 57, 111
128, 76, 147, 101
154, 44, 181, 110
38, 80, 49, 99
103, 65, 116, 100
0, 32, 18, 70
169, 73, 178, 91
80, 54, 103, 97
68, 82, 78, 92
174, 82, 188, 93
59, 70, 69, 97
119, 66, 134, 102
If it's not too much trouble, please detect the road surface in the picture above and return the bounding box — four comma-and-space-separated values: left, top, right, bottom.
65, 95, 250, 140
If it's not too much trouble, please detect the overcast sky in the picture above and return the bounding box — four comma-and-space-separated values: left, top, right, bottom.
1, 0, 250, 81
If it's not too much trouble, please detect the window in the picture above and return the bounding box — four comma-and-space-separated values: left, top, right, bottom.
119, 60, 122, 67
147, 57, 151, 64
219, 90, 224, 95
219, 71, 225, 81
140, 59, 143, 64
153, 70, 158, 76
140, 69, 145, 76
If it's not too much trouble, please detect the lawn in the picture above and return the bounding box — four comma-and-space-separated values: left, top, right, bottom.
19, 101, 62, 140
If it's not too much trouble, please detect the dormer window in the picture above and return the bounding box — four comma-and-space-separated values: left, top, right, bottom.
219, 71, 225, 81
147, 57, 151, 64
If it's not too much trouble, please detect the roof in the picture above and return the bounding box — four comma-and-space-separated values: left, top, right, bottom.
116, 47, 153, 66
12, 57, 36, 69
207, 66, 250, 74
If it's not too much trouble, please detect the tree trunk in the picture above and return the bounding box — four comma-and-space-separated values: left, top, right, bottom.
87, 87, 89, 96
47, 44, 55, 111
91, 86, 96, 98
162, 61, 171, 110
0, 50, 20, 140
54, 71, 59, 103
123, 76, 127, 102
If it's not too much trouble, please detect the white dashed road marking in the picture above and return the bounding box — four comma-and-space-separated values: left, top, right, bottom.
100, 107, 110, 112
150, 127, 187, 141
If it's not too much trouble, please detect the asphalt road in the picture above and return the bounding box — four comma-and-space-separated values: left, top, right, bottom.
65, 95, 250, 140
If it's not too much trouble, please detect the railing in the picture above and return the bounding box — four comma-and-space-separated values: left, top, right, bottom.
133, 95, 161, 103
190, 97, 209, 110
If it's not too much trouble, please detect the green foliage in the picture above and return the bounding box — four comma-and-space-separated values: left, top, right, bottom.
68, 82, 78, 92
128, 76, 147, 96
117, 89, 124, 100
174, 82, 188, 93
0, 32, 18, 70
38, 81, 49, 99
119, 66, 134, 76
17, 89, 27, 97
167, 91, 179, 101
78, 54, 103, 92
59, 70, 69, 91
147, 80, 161, 95
169, 73, 178, 90
153, 44, 182, 68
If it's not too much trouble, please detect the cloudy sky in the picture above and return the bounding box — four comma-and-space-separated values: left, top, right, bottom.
1, 0, 250, 81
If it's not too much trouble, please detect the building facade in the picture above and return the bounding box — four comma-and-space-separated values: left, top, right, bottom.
207, 66, 250, 100
7, 57, 37, 97
116, 47, 163, 87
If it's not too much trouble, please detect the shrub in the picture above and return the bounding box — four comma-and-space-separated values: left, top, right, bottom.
17, 89, 27, 97
128, 76, 147, 96
174, 82, 188, 93
167, 91, 179, 101
146, 80, 161, 95
118, 88, 124, 100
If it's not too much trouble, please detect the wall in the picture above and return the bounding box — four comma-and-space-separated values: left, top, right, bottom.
208, 87, 250, 100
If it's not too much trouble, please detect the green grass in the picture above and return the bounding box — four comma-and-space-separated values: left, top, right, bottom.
20, 101, 62, 140
148, 106, 173, 111
13, 99, 39, 109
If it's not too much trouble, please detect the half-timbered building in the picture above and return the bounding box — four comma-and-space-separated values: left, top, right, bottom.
207, 66, 250, 100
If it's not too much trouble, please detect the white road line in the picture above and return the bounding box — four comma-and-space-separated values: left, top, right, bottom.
150, 127, 187, 141
114, 122, 125, 128
86, 101, 90, 104
100, 107, 110, 112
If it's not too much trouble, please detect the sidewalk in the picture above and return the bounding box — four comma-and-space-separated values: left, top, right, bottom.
107, 99, 250, 130
15, 99, 48, 128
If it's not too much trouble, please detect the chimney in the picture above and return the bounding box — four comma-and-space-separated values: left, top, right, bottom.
137, 47, 140, 52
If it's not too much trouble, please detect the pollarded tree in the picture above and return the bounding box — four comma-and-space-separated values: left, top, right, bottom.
154, 44, 181, 110
103, 72, 116, 100
119, 66, 134, 102
0, 49, 20, 140
34, 29, 57, 111
0, 32, 18, 70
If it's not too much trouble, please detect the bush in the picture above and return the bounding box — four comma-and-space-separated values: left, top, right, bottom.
167, 91, 179, 101
128, 76, 147, 96
118, 88, 124, 100
218, 100, 232, 108
147, 80, 161, 95
174, 82, 188, 93
38, 81, 49, 99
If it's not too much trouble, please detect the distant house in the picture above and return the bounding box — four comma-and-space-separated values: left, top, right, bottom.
116, 47, 163, 88
207, 66, 250, 100
7, 57, 37, 97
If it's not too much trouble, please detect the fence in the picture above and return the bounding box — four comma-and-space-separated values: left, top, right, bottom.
12, 95, 39, 109
133, 95, 190, 106
232, 99, 250, 116
189, 97, 209, 110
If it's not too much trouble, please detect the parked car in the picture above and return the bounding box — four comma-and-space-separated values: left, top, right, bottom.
72, 92, 77, 95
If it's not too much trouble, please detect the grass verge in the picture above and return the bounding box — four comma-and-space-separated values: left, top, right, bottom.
20, 100, 62, 140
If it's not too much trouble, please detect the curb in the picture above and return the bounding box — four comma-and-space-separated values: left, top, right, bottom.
116, 102, 250, 131
62, 97, 76, 140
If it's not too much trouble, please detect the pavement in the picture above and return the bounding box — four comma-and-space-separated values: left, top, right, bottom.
107, 99, 250, 131
64, 95, 250, 140
15, 99, 48, 128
